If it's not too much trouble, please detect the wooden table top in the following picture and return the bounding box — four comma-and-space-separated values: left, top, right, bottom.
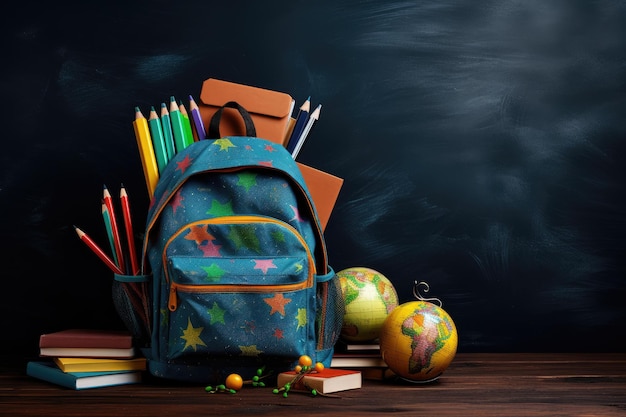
1, 353, 625, 416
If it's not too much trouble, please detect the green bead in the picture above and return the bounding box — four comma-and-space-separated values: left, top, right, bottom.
205, 386, 213, 392
272, 388, 279, 394
311, 389, 318, 396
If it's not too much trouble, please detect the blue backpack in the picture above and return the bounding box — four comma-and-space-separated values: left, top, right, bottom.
122, 135, 343, 383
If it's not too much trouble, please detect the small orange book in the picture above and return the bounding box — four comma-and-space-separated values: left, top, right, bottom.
276, 368, 361, 394
198, 78, 294, 146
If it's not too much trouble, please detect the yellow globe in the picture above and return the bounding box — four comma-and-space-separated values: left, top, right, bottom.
337, 267, 399, 342
379, 301, 458, 382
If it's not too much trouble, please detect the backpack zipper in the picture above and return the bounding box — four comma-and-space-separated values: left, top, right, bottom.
165, 215, 316, 311
142, 165, 328, 276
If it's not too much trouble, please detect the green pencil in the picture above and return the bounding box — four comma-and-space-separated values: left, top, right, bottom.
148, 106, 168, 174
178, 101, 195, 147
101, 203, 120, 268
169, 96, 188, 153
160, 103, 176, 160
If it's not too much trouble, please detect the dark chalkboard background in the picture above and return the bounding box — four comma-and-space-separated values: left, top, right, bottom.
2, 1, 625, 360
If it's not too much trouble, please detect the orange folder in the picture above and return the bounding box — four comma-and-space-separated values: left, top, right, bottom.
297, 163, 343, 232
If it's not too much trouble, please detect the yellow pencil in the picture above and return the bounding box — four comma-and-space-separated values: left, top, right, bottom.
133, 107, 159, 198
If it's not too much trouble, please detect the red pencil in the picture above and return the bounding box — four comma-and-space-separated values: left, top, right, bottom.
74, 226, 124, 275
103, 184, 126, 274
120, 184, 139, 275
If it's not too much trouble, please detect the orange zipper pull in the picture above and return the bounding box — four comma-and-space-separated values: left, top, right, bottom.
168, 284, 178, 311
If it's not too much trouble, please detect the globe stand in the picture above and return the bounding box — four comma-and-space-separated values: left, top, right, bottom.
413, 281, 442, 307
399, 375, 441, 384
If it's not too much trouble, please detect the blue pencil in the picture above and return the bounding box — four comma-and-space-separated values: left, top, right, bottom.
286, 96, 310, 154
291, 103, 321, 159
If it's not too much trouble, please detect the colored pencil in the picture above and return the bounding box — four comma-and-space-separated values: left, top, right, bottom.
102, 185, 126, 274
188, 95, 206, 140
286, 96, 310, 154
178, 101, 195, 146
147, 106, 168, 174
74, 226, 124, 275
160, 102, 176, 161
101, 202, 119, 268
169, 96, 188, 153
133, 107, 159, 198
119, 184, 139, 276
292, 104, 321, 159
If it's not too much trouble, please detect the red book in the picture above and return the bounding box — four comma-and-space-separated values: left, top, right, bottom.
39, 329, 133, 349
276, 368, 361, 394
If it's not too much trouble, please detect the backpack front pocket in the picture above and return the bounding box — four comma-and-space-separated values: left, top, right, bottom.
160, 217, 317, 361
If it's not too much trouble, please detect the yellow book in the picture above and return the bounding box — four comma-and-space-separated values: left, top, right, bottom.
53, 356, 146, 373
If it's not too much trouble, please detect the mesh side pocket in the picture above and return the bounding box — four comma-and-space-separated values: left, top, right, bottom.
112, 275, 152, 348
315, 274, 345, 353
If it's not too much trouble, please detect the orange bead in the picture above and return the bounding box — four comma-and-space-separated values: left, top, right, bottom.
298, 355, 313, 367
225, 373, 243, 391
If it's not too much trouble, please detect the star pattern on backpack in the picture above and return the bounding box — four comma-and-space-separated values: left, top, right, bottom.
175, 154, 193, 173
185, 224, 213, 244
207, 302, 226, 325
239, 345, 263, 357
253, 259, 277, 274
264, 293, 292, 316
181, 318, 207, 351
212, 138, 236, 151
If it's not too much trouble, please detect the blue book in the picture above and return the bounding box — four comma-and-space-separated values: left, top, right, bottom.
26, 361, 142, 390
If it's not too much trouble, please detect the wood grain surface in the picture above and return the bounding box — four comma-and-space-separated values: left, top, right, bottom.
2, 353, 625, 417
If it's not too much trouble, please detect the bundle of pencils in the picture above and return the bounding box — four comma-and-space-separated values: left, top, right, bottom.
134, 95, 204, 199
284, 96, 322, 159
133, 93, 321, 200
74, 184, 150, 339
74, 184, 139, 276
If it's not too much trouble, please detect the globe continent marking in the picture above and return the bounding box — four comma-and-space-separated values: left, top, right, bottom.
338, 267, 399, 342
380, 301, 458, 382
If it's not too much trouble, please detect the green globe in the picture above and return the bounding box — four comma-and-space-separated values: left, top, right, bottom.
379, 300, 458, 383
337, 267, 399, 342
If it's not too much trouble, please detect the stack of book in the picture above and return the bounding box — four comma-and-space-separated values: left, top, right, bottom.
26, 329, 146, 390
331, 339, 396, 381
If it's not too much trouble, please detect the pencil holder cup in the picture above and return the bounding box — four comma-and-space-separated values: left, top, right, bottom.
113, 273, 151, 348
